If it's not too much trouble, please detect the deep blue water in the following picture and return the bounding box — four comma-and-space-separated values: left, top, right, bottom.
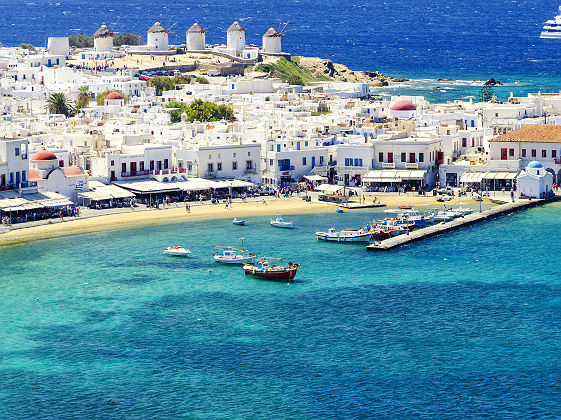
1, 0, 560, 100
1, 202, 561, 417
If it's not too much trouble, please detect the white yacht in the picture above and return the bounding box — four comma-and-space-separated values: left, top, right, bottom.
541, 6, 561, 39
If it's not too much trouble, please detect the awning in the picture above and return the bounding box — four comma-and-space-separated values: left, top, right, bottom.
315, 184, 344, 194
2, 206, 25, 212
482, 172, 518, 181
460, 172, 485, 183
303, 174, 325, 182
114, 180, 180, 194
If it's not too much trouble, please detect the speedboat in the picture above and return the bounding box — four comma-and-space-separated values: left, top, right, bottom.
397, 209, 435, 226
450, 206, 473, 217
316, 227, 373, 242
233, 218, 245, 225
270, 214, 294, 228
397, 204, 413, 210
541, 6, 561, 39
436, 194, 451, 202
213, 249, 256, 264
434, 209, 458, 222
163, 246, 191, 257
336, 208, 344, 213
243, 258, 299, 281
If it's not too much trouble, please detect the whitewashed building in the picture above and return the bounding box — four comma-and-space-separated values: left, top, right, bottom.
517, 160, 553, 198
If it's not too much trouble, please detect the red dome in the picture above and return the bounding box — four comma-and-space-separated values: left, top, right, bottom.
63, 166, 84, 177
105, 91, 124, 100
391, 99, 417, 111
31, 150, 57, 161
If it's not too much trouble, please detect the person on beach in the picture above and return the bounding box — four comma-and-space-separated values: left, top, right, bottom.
186, 203, 190, 213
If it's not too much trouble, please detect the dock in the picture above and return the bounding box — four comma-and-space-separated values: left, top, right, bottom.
366, 196, 560, 251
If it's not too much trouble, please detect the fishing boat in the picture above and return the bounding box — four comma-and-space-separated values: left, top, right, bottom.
397, 209, 435, 226
450, 206, 473, 217
213, 236, 256, 264
233, 218, 245, 225
315, 227, 372, 242
397, 204, 413, 210
163, 246, 191, 257
243, 258, 299, 281
434, 209, 458, 222
336, 208, 344, 213
270, 214, 294, 228
373, 225, 406, 240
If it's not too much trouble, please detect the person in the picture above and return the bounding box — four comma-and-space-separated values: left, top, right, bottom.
186, 203, 190, 213
510, 189, 515, 202
262, 198, 267, 205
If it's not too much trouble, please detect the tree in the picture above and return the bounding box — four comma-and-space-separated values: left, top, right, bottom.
68, 34, 94, 48
114, 33, 142, 46
165, 100, 235, 124
76, 86, 90, 109
46, 93, 75, 117
147, 76, 193, 95
287, 75, 304, 86
478, 86, 495, 102
19, 43, 36, 52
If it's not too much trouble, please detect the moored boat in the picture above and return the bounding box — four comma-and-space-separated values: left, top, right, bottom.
243, 258, 299, 281
163, 246, 192, 257
213, 236, 256, 264
233, 218, 245, 225
270, 214, 294, 228
315, 227, 372, 242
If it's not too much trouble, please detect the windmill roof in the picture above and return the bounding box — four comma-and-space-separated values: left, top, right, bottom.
227, 22, 245, 32
94, 25, 113, 38
264, 28, 280, 37
187, 23, 205, 34
148, 22, 167, 33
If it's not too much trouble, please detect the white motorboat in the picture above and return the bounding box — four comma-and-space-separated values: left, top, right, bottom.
213, 249, 257, 264
541, 6, 561, 39
233, 218, 245, 225
397, 209, 435, 226
315, 227, 373, 242
163, 246, 192, 257
270, 214, 294, 228
450, 206, 473, 217
434, 210, 458, 222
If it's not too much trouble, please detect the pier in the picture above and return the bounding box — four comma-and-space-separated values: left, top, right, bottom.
366, 196, 560, 251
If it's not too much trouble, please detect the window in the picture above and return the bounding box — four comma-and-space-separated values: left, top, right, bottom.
379, 152, 384, 162
531, 149, 536, 158
302, 157, 307, 166
542, 150, 547, 158
246, 160, 253, 170
150, 160, 155, 171
345, 158, 352, 166
233, 153, 236, 158
217, 162, 222, 171
472, 139, 475, 147
140, 161, 144, 171
462, 138, 467, 148
21, 170, 26, 182
509, 149, 514, 157
110, 160, 114, 166
164, 159, 169, 169
59, 160, 64, 167
277, 144, 281, 152
419, 153, 424, 163
269, 159, 273, 166
122, 163, 126, 172
248, 152, 251, 156
14, 147, 19, 156
156, 161, 162, 171
552, 150, 557, 158
388, 153, 393, 164
208, 163, 214, 173
305, 141, 308, 147
320, 156, 324, 165
501, 148, 507, 160
232, 161, 238, 170
409, 153, 415, 163
401, 152, 406, 162
522, 149, 526, 158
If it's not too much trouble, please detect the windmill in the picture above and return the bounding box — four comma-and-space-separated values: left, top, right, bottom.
262, 21, 293, 54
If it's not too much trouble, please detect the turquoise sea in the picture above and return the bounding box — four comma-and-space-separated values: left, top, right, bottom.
1, 202, 561, 417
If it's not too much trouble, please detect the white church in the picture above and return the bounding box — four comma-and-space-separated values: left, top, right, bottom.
516, 161, 553, 199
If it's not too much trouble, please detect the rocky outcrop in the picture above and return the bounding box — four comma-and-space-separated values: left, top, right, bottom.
484, 77, 503, 86
295, 56, 407, 86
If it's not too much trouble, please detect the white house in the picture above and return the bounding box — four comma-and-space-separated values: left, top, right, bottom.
47, 37, 70, 58
517, 160, 553, 198
0, 138, 30, 190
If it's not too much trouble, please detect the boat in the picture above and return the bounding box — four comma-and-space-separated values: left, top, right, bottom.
213, 237, 257, 264
433, 209, 458, 222
436, 194, 451, 202
397, 204, 413, 210
163, 246, 191, 257
336, 208, 344, 213
243, 258, 299, 281
541, 6, 561, 39
233, 218, 245, 225
270, 214, 294, 228
373, 225, 406, 240
450, 206, 473, 217
396, 209, 435, 226
315, 227, 373, 242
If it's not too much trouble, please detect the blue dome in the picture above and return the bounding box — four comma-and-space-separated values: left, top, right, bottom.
527, 160, 543, 169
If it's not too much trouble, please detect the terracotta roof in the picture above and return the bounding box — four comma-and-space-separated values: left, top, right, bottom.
489, 124, 561, 143
391, 99, 417, 111
31, 150, 57, 161
105, 91, 124, 100
28, 169, 42, 181
187, 23, 205, 34
148, 22, 167, 33
94, 25, 113, 38
227, 22, 245, 32
63, 166, 84, 177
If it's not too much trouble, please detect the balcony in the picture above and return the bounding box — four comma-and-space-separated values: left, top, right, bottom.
382, 162, 396, 169
279, 165, 295, 172
121, 170, 151, 178
405, 162, 419, 169
244, 168, 257, 175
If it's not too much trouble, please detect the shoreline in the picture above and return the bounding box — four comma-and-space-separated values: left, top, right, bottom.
0, 194, 483, 248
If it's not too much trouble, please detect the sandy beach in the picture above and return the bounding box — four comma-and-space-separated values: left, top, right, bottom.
0, 194, 486, 248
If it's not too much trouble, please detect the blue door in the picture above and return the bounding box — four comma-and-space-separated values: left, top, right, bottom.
311, 156, 316, 168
